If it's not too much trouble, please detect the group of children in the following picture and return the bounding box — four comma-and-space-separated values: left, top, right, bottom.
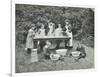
25, 20, 86, 61
26, 20, 72, 50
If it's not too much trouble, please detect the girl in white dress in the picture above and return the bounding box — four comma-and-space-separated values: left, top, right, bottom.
38, 23, 46, 36
54, 24, 63, 48
67, 29, 73, 47
64, 20, 73, 48
47, 22, 55, 36
46, 22, 56, 48
25, 24, 36, 54
54, 24, 63, 36
65, 23, 73, 48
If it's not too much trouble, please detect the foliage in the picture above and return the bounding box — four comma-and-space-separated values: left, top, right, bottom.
15, 4, 94, 47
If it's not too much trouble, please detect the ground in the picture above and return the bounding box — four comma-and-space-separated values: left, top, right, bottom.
15, 40, 94, 73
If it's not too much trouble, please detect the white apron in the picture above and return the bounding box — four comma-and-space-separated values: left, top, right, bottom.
26, 29, 35, 48
66, 31, 73, 47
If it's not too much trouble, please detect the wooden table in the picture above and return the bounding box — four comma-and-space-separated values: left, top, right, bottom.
33, 36, 70, 41
33, 36, 71, 49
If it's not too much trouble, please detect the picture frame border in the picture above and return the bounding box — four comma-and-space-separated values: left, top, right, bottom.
11, 0, 96, 76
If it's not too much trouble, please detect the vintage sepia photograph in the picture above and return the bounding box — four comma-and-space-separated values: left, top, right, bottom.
15, 4, 94, 73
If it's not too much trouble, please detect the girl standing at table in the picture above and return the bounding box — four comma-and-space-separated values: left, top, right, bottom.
38, 23, 46, 36
43, 22, 56, 58
37, 23, 46, 51
54, 24, 63, 36
25, 24, 36, 54
54, 24, 63, 48
47, 22, 55, 47
67, 24, 73, 48
47, 22, 55, 36
64, 20, 73, 48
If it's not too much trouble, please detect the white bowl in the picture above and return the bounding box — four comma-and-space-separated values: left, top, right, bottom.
50, 54, 60, 61
71, 51, 81, 57
56, 49, 68, 56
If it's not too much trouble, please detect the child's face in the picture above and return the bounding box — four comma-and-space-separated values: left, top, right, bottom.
31, 26, 35, 30
58, 24, 61, 28
41, 24, 44, 29
65, 21, 69, 25
31, 24, 35, 30
49, 23, 53, 29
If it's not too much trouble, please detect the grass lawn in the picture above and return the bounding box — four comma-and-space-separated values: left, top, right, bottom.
15, 40, 94, 73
